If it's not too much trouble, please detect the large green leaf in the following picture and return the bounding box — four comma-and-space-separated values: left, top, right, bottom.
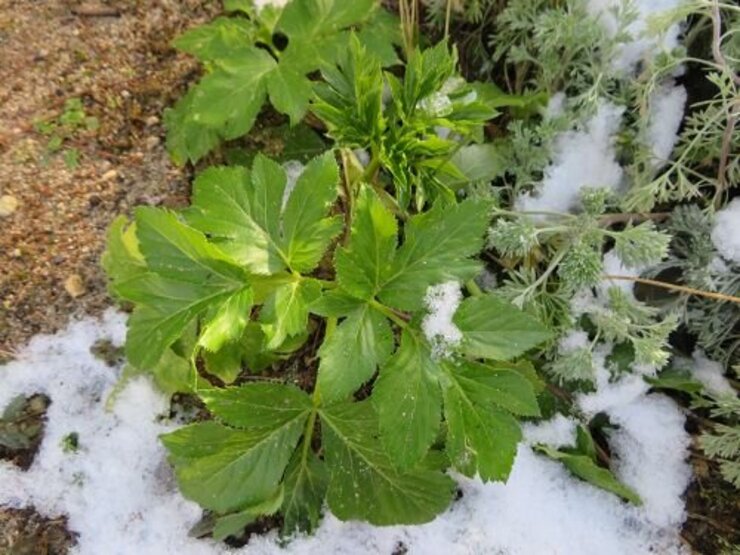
164, 89, 220, 166
260, 278, 322, 350
335, 188, 397, 300
191, 48, 276, 140
212, 487, 284, 541
102, 216, 146, 298
453, 294, 553, 360
161, 418, 305, 514
315, 304, 393, 404
199, 286, 254, 353
187, 154, 341, 276
320, 401, 454, 525
378, 199, 490, 311
442, 363, 523, 482
536, 444, 642, 504
117, 209, 247, 369
167, 0, 390, 163
134, 207, 245, 284
446, 361, 540, 417
187, 159, 287, 274
200, 383, 313, 430
162, 384, 312, 514
281, 448, 328, 535
146, 348, 193, 395
280, 152, 343, 272
173, 17, 255, 62
266, 65, 314, 126
373, 332, 442, 469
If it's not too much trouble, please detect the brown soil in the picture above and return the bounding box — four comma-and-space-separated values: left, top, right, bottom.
0, 0, 218, 551
0, 507, 76, 555
0, 0, 221, 358
681, 414, 740, 554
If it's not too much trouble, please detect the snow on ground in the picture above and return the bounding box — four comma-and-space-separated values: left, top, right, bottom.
0, 312, 692, 555
711, 197, 740, 264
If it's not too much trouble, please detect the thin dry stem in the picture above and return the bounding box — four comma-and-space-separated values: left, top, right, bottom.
603, 275, 740, 304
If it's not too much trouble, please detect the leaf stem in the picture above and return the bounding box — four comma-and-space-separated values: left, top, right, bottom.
370, 300, 410, 329
465, 279, 483, 297
300, 409, 318, 463
602, 275, 740, 304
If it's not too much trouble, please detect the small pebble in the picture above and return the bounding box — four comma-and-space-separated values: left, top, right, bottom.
101, 169, 118, 182
0, 194, 19, 217
64, 274, 86, 298
145, 136, 160, 150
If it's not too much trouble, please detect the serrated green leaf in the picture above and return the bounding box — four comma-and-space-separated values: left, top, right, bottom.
260, 279, 322, 349
355, 9, 401, 67
122, 285, 231, 370
266, 65, 313, 126
442, 144, 506, 189
320, 401, 454, 524
202, 341, 243, 384
442, 364, 522, 481
190, 48, 276, 140
373, 332, 442, 469
281, 449, 328, 535
212, 486, 284, 541
453, 294, 552, 361
148, 349, 193, 395
134, 207, 245, 284
315, 304, 393, 404
173, 17, 255, 62
277, 0, 375, 43
102, 216, 146, 298
164, 89, 220, 166
200, 383, 312, 430
280, 151, 342, 272
118, 209, 247, 369
378, 199, 490, 311
445, 361, 540, 417
335, 188, 397, 300
199, 287, 254, 353
189, 157, 285, 273
188, 154, 340, 275
309, 289, 365, 317
535, 444, 642, 504
161, 413, 307, 513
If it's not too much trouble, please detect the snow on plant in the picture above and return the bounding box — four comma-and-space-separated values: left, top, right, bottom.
422, 281, 463, 358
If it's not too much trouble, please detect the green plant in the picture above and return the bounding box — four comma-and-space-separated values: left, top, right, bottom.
165, 0, 400, 165
103, 148, 556, 536
33, 97, 98, 169
535, 425, 641, 503
313, 36, 521, 211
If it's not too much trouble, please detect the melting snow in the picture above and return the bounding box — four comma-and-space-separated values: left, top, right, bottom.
711, 197, 740, 264
0, 312, 692, 554
421, 281, 463, 358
